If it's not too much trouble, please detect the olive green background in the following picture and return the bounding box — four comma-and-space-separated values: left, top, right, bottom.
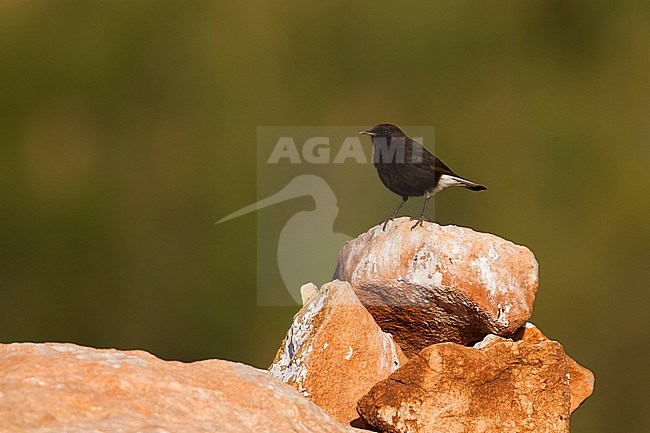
1, 2, 648, 432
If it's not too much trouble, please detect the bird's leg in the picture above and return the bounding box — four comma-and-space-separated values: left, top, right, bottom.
411, 193, 431, 230
382, 196, 408, 231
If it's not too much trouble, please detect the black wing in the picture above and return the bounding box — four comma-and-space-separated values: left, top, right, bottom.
406, 138, 460, 177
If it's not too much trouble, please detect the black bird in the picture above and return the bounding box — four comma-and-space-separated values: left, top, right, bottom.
360, 123, 486, 230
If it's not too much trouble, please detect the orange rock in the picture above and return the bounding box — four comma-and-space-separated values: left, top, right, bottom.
334, 218, 538, 356
358, 334, 572, 433
269, 280, 408, 424
0, 342, 357, 433
512, 323, 594, 412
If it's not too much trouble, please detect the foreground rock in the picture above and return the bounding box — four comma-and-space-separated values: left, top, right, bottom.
335, 218, 538, 356
358, 329, 573, 433
0, 343, 356, 433
269, 280, 407, 424
511, 323, 595, 412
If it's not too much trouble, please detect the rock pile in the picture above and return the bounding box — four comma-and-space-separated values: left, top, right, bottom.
270, 218, 593, 432
1, 218, 593, 433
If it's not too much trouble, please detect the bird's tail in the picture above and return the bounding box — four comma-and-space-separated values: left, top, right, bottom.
463, 180, 487, 191
447, 175, 487, 191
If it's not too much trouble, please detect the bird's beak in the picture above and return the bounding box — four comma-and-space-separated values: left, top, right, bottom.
359, 130, 375, 136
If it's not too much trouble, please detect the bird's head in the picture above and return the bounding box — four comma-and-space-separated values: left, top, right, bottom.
359, 123, 405, 138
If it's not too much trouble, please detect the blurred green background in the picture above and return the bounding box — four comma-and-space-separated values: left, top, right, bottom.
1, 1, 648, 432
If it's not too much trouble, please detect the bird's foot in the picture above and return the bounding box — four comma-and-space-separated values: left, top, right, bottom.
382, 217, 394, 231
409, 216, 433, 223
410, 218, 425, 230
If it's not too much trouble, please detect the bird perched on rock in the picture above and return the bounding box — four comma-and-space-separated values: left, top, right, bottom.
360, 123, 486, 230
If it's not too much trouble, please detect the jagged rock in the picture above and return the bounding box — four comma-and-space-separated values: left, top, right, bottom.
269, 280, 408, 424
334, 218, 538, 356
358, 332, 572, 433
300, 282, 320, 304
511, 323, 594, 412
0, 342, 357, 433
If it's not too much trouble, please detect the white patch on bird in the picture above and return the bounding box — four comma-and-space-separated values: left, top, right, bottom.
345, 346, 353, 360
432, 174, 468, 195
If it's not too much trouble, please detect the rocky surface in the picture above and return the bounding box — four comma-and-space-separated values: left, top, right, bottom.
334, 217, 539, 356
358, 331, 572, 433
269, 280, 408, 423
1, 222, 594, 433
511, 323, 595, 412
0, 342, 357, 433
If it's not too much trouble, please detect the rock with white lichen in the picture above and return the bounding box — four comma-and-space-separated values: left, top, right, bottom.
334, 217, 539, 357
269, 280, 408, 424
0, 342, 359, 433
